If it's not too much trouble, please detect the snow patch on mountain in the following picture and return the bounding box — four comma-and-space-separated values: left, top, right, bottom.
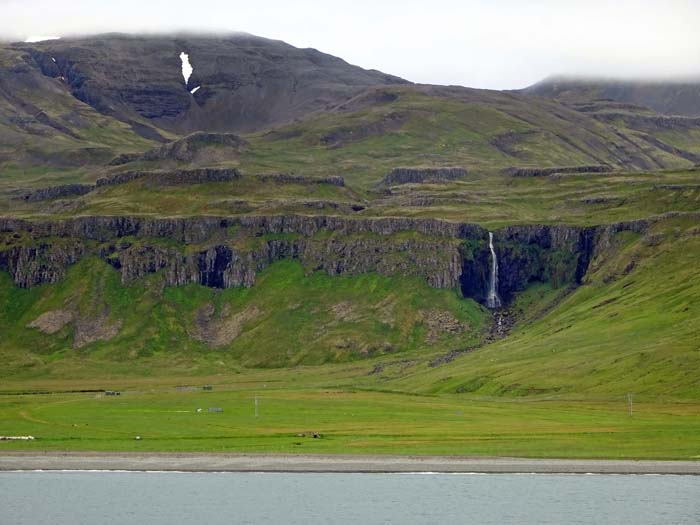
180, 52, 193, 86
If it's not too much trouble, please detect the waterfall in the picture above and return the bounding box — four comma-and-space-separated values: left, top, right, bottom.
486, 232, 501, 309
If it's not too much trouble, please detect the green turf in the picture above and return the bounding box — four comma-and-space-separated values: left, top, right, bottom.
3, 85, 699, 221
0, 215, 698, 458
0, 386, 698, 459
0, 256, 487, 376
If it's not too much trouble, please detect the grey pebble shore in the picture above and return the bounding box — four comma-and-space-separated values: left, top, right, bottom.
1, 452, 699, 474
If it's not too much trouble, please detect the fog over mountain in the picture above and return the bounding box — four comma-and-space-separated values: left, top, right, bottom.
2, 0, 699, 89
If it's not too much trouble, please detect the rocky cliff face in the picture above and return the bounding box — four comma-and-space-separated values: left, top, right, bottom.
0, 239, 86, 288
0, 214, 648, 305
15, 184, 94, 202
380, 167, 468, 186
96, 167, 241, 188
257, 174, 345, 187
506, 165, 612, 177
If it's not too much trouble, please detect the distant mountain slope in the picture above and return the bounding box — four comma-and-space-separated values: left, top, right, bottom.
522, 76, 700, 117
9, 33, 408, 134
1, 33, 699, 197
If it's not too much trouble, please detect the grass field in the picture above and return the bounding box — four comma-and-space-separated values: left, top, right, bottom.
1, 384, 698, 459
0, 216, 698, 458
0, 256, 487, 375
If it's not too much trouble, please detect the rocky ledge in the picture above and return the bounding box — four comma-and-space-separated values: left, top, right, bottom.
506, 165, 612, 177
108, 132, 248, 165
12, 168, 242, 204
380, 167, 468, 186
96, 167, 241, 187
15, 184, 94, 202
0, 214, 648, 306
257, 173, 345, 187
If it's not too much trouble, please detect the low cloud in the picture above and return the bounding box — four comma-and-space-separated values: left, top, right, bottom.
1, 0, 698, 89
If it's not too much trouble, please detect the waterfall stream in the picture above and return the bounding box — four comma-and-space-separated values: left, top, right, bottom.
486, 232, 501, 309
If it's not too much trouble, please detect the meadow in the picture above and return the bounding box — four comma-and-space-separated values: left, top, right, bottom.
1, 381, 699, 459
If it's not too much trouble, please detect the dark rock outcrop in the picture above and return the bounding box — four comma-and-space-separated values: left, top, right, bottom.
506, 165, 612, 177
0, 240, 86, 287
11, 168, 242, 205
108, 132, 247, 166
257, 173, 345, 187
380, 167, 468, 186
96, 167, 241, 187
298, 201, 365, 212
15, 184, 94, 202
594, 112, 700, 130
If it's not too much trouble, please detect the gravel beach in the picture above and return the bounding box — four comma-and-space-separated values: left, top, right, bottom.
1, 452, 698, 474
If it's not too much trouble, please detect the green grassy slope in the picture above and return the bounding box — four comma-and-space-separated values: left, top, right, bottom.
3, 82, 699, 222
1, 216, 698, 400
239, 87, 694, 189
4, 166, 699, 226
385, 216, 700, 399
0, 258, 487, 378
1, 208, 698, 460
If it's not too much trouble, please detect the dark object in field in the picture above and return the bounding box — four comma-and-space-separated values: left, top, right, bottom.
296, 431, 322, 438
105, 390, 121, 396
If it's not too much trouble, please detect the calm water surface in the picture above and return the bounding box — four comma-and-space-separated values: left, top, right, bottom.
1, 471, 699, 524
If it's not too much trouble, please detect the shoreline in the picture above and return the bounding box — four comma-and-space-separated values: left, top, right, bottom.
1, 453, 699, 474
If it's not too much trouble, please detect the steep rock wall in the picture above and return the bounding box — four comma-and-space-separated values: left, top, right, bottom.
0, 214, 648, 305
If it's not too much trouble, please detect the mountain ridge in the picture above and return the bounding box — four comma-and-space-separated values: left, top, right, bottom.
523, 75, 700, 117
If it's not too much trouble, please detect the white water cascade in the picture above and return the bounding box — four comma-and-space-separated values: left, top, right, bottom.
486, 232, 502, 309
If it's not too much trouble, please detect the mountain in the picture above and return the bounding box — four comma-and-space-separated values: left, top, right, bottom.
7, 33, 407, 135
522, 76, 700, 117
0, 34, 698, 404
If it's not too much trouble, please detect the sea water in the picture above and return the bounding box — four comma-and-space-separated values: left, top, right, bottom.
1, 471, 698, 524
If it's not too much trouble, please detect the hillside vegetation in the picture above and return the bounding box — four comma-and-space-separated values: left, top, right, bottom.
0, 34, 698, 458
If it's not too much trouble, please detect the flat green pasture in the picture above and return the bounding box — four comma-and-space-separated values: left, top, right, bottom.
1, 386, 698, 459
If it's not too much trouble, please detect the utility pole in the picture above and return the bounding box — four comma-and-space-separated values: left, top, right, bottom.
627, 393, 633, 417
254, 394, 259, 418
